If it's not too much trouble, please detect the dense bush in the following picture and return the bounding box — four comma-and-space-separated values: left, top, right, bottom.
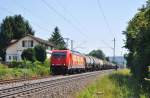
124, 0, 150, 83
11, 61, 23, 68
0, 60, 51, 80
21, 48, 35, 62
34, 45, 46, 63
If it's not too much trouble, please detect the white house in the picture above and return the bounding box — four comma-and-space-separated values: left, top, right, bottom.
6, 34, 54, 62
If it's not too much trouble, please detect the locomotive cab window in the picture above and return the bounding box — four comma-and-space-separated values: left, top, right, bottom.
52, 52, 66, 58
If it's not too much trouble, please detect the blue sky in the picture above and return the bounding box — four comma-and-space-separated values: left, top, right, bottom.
0, 0, 146, 56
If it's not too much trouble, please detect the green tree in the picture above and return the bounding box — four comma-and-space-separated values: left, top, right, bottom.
48, 27, 66, 50
146, 0, 150, 8
106, 57, 109, 61
34, 45, 46, 63
0, 15, 34, 61
21, 48, 35, 62
124, 0, 150, 82
89, 49, 106, 60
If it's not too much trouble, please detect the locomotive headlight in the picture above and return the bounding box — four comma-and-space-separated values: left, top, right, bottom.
52, 64, 54, 65
64, 64, 65, 65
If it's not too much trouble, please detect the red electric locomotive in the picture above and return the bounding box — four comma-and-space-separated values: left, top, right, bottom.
51, 50, 85, 74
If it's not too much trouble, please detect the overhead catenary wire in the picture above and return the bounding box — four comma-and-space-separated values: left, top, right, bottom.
12, 0, 55, 28
55, 0, 89, 34
101, 40, 113, 49
0, 1, 116, 54
2, 0, 87, 51
96, 0, 115, 37
40, 0, 88, 39
55, 0, 90, 50
54, 0, 114, 51
96, 0, 116, 58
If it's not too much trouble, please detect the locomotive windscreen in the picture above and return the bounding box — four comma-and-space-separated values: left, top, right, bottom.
52, 52, 66, 58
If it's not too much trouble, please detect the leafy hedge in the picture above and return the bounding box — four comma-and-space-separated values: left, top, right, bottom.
34, 45, 46, 63
21, 48, 35, 62
0, 59, 50, 80
21, 45, 47, 63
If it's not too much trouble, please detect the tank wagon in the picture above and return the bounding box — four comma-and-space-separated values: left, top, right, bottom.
51, 50, 116, 74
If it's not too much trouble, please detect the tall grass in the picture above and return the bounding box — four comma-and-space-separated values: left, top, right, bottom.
77, 69, 150, 98
0, 59, 51, 80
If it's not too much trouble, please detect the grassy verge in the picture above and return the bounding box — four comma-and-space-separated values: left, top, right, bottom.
77, 69, 150, 98
0, 60, 51, 80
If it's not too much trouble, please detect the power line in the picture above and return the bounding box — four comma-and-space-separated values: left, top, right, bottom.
56, 0, 115, 51
41, 0, 114, 52
97, 0, 115, 37
101, 40, 113, 49
41, 0, 88, 39
55, 0, 89, 34
12, 0, 55, 28
96, 0, 117, 57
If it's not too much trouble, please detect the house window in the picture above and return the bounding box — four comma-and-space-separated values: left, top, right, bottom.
9, 56, 11, 60
31, 40, 33, 47
22, 40, 28, 47
22, 40, 33, 47
13, 56, 17, 61
25, 41, 28, 47
28, 40, 33, 47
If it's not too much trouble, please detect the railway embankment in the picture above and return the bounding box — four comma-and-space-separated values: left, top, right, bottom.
76, 69, 150, 98
0, 70, 113, 98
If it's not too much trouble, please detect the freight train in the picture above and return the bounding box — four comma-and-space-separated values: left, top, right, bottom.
51, 50, 117, 74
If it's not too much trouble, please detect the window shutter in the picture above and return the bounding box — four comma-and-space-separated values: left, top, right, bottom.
22, 41, 25, 47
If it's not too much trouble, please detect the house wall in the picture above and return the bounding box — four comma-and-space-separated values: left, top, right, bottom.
6, 43, 17, 62
6, 35, 53, 62
6, 36, 39, 62
17, 36, 39, 50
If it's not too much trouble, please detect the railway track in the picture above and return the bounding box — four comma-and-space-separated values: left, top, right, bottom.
0, 76, 52, 85
0, 70, 113, 98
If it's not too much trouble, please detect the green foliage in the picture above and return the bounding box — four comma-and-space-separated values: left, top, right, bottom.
0, 50, 6, 61
106, 57, 110, 61
0, 15, 34, 61
124, 0, 150, 82
0, 60, 51, 80
21, 48, 35, 62
49, 27, 67, 50
11, 61, 23, 68
22, 60, 34, 68
33, 62, 49, 76
77, 69, 150, 98
34, 45, 46, 63
89, 49, 106, 60
44, 59, 51, 67
146, 0, 150, 8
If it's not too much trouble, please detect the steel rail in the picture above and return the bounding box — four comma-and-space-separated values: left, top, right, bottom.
0, 70, 113, 98
0, 75, 53, 85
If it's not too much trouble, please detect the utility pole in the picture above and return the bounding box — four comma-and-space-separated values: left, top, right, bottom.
63, 38, 69, 49
63, 38, 74, 50
71, 40, 73, 51
113, 38, 116, 63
